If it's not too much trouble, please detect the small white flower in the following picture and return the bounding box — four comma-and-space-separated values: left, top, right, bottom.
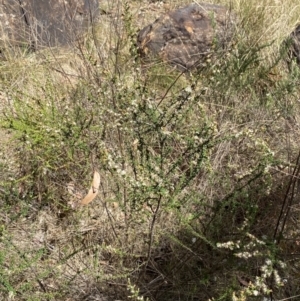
252, 290, 259, 296
265, 259, 272, 266
185, 86, 192, 93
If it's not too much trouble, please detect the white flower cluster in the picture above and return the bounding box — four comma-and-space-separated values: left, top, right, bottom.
217, 232, 287, 299
235, 250, 261, 259
216, 240, 240, 250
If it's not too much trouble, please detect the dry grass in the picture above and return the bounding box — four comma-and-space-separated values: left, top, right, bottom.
0, 1, 300, 301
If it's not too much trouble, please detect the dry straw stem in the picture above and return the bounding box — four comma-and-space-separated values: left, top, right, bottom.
229, 0, 300, 39
80, 170, 101, 206
213, 0, 300, 67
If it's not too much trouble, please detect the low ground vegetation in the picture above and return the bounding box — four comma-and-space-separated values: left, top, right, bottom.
0, 0, 300, 300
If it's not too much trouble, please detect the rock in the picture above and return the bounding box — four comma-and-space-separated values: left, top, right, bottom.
0, 0, 99, 50
288, 24, 300, 66
137, 3, 236, 71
